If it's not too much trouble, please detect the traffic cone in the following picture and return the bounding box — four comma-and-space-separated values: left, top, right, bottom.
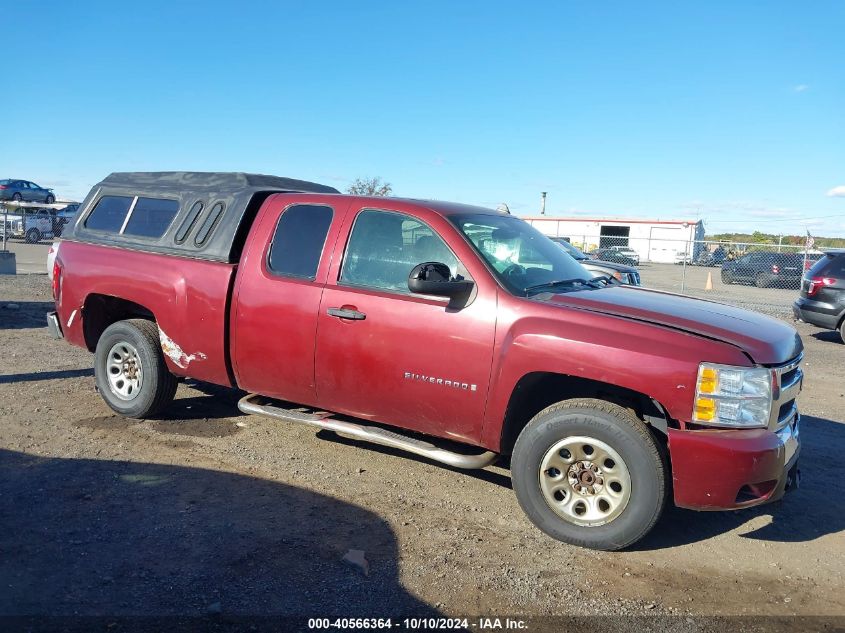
705, 272, 713, 291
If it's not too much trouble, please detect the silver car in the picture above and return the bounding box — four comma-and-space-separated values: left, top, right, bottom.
0, 179, 56, 203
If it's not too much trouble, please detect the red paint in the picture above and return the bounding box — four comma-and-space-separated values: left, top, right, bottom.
668, 426, 799, 509
55, 241, 236, 386
55, 193, 803, 513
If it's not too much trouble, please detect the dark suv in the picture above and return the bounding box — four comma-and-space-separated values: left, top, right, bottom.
721, 252, 804, 288
793, 250, 845, 341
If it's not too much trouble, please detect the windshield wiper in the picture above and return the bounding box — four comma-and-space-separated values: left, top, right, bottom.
524, 278, 591, 294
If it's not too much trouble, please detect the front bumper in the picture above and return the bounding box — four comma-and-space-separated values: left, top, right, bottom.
668, 414, 801, 510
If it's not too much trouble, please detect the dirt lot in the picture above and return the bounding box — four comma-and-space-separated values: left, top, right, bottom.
1, 272, 844, 626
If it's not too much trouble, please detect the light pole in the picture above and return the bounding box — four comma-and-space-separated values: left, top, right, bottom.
540, 192, 547, 215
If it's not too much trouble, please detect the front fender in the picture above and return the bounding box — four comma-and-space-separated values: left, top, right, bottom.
479, 305, 751, 450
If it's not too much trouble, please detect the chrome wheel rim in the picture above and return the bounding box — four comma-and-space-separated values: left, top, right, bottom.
539, 435, 632, 527
106, 342, 143, 401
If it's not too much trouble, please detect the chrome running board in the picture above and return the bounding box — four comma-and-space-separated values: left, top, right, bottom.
238, 394, 498, 470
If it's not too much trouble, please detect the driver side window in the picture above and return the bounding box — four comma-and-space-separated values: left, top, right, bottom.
340, 209, 461, 293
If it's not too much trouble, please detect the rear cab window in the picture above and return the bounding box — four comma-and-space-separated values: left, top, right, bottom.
267, 204, 334, 280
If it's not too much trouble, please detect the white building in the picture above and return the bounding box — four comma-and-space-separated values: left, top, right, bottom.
521, 216, 705, 263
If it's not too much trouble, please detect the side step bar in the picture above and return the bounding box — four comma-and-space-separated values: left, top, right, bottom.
238, 394, 498, 470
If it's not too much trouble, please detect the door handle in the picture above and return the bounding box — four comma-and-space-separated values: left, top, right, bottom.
327, 307, 366, 320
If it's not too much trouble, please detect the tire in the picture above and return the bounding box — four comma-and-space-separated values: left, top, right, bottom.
12, 192, 22, 201
721, 270, 734, 285
94, 319, 178, 418
839, 319, 845, 344
45, 194, 55, 204
755, 273, 769, 288
25, 228, 41, 244
511, 399, 667, 551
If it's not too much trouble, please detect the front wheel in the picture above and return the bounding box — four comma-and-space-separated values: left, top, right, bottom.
511, 399, 667, 551
94, 319, 178, 418
45, 194, 55, 204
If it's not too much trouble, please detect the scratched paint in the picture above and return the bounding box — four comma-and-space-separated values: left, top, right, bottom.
66, 309, 77, 328
158, 327, 207, 369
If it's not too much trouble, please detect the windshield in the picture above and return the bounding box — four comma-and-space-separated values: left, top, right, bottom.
451, 214, 595, 296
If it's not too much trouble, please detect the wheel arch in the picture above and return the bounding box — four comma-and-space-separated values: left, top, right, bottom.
498, 371, 674, 456
82, 293, 156, 352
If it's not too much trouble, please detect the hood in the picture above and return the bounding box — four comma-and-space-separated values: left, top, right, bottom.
543, 287, 802, 365
580, 259, 637, 273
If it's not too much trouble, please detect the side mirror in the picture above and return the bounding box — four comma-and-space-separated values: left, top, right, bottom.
408, 262, 474, 298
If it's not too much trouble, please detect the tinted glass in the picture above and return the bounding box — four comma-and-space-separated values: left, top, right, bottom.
175, 201, 203, 243
194, 202, 224, 246
123, 197, 179, 238
268, 204, 333, 279
809, 253, 845, 277
84, 195, 133, 232
341, 209, 460, 293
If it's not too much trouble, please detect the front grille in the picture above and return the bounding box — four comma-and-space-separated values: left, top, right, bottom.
769, 354, 802, 431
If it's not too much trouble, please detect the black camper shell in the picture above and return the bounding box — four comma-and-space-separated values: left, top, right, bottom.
67, 172, 339, 263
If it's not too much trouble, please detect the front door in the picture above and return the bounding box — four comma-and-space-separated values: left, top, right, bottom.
314, 206, 497, 444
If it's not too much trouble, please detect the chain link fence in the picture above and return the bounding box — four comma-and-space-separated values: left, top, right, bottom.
561, 235, 819, 317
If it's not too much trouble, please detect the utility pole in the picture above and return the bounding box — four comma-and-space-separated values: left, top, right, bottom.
540, 192, 547, 215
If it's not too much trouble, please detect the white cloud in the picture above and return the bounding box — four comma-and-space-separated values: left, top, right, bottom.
826, 185, 845, 197
793, 84, 809, 92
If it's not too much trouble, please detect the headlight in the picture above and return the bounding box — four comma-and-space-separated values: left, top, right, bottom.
693, 363, 773, 428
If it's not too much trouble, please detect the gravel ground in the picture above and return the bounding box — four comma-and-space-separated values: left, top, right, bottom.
1, 274, 843, 628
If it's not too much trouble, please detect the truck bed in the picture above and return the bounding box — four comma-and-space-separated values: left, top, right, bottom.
56, 241, 237, 386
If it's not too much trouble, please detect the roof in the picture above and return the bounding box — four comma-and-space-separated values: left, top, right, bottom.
521, 216, 702, 226
99, 171, 339, 195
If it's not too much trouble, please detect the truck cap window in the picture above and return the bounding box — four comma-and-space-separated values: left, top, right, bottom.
84, 195, 134, 233
175, 201, 204, 244
451, 214, 592, 296
123, 197, 180, 238
340, 209, 463, 293
267, 204, 333, 280
85, 195, 179, 238
195, 202, 224, 246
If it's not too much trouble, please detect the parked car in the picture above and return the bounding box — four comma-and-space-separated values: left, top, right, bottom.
793, 250, 845, 342
721, 252, 804, 288
0, 179, 55, 203
609, 245, 640, 265
0, 208, 55, 243
589, 247, 638, 267
550, 238, 641, 285
49, 171, 802, 551
694, 246, 727, 267
52, 203, 80, 237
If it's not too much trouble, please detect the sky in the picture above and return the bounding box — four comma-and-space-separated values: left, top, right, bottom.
4, 1, 844, 236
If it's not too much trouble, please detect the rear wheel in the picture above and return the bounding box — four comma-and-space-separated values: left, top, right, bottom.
839, 319, 845, 344
94, 319, 177, 418
755, 273, 770, 288
511, 399, 667, 551
12, 192, 22, 202
721, 270, 734, 285
25, 228, 41, 243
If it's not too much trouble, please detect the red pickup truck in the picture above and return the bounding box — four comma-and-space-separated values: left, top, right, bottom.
49, 172, 802, 550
